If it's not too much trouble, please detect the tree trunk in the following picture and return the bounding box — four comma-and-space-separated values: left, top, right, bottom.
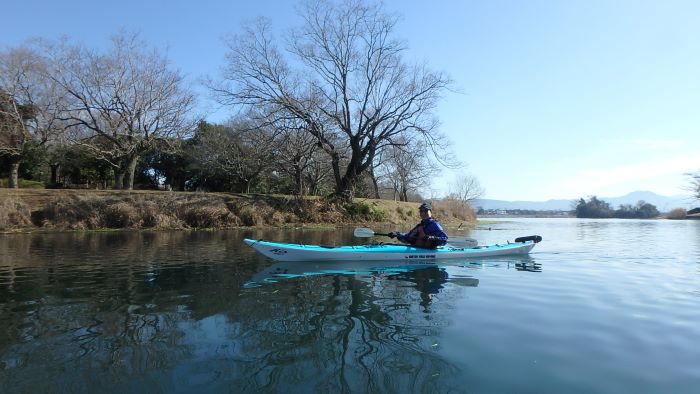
370, 167, 380, 199
50, 163, 61, 187
114, 168, 125, 190
124, 155, 139, 190
334, 152, 362, 202
8, 159, 20, 189
293, 164, 303, 195
330, 152, 342, 194
334, 175, 356, 202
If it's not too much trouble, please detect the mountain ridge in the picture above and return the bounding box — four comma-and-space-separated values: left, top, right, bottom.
473, 191, 696, 212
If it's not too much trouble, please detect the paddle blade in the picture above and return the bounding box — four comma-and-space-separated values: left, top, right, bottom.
353, 227, 376, 237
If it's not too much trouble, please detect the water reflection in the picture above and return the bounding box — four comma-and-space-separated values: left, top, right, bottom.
245, 256, 538, 289
0, 230, 541, 392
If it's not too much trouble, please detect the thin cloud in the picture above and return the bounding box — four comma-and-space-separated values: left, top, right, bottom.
562, 156, 700, 196
604, 137, 683, 151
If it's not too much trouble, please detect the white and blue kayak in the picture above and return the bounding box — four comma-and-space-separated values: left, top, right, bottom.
243, 235, 541, 262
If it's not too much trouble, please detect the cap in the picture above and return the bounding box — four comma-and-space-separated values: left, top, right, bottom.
419, 202, 432, 211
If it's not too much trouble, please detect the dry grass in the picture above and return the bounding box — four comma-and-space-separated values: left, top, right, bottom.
0, 189, 478, 232
432, 199, 477, 223
360, 198, 476, 227
666, 208, 687, 220
0, 198, 32, 231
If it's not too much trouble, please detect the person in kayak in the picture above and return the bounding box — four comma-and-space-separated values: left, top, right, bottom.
388, 202, 448, 248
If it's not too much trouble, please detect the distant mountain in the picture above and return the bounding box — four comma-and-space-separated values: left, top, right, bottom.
602, 191, 695, 212
473, 191, 696, 212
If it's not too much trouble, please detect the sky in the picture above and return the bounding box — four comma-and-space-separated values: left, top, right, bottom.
3, 0, 700, 201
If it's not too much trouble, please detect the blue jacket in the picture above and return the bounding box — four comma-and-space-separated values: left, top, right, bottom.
397, 218, 448, 248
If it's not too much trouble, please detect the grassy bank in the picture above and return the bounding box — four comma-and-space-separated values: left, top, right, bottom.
0, 189, 476, 233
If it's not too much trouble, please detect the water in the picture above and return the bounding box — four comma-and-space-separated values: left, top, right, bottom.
1, 219, 699, 393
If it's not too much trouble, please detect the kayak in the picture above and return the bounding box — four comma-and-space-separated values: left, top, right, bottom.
243, 235, 541, 262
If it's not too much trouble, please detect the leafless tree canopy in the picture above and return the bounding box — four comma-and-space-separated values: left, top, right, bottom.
0, 45, 65, 188
271, 116, 333, 196
449, 174, 485, 203
686, 171, 700, 201
373, 137, 437, 201
190, 119, 278, 193
43, 33, 197, 189
211, 0, 454, 200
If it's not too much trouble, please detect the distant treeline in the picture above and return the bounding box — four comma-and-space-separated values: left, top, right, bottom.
477, 208, 570, 216
575, 196, 660, 219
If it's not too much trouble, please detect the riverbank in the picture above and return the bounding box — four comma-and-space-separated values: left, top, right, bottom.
0, 189, 476, 233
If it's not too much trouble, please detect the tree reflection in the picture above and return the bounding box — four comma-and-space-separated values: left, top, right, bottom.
225, 273, 463, 392
0, 230, 266, 391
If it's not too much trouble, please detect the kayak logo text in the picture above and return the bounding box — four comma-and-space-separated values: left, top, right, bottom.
405, 254, 436, 260
270, 248, 288, 256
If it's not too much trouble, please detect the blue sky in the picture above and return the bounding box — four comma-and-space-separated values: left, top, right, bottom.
3, 0, 699, 201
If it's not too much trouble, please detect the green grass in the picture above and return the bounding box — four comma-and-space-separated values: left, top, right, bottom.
0, 179, 46, 188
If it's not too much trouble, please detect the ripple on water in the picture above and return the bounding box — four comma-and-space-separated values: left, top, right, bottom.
1, 222, 699, 393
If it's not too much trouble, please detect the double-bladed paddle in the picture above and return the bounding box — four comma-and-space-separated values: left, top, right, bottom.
353, 227, 391, 237
353, 227, 478, 248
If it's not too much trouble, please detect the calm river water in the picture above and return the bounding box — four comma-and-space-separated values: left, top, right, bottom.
1, 218, 699, 393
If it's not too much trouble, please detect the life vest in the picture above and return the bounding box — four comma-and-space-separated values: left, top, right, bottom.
407, 224, 434, 248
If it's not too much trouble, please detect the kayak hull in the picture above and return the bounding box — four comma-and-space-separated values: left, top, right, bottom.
243, 238, 538, 262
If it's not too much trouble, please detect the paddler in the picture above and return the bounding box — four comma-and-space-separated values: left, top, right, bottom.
388, 202, 448, 248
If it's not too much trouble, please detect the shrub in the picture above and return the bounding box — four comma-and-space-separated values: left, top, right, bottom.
172, 196, 238, 228
241, 208, 262, 226
41, 196, 99, 229
344, 201, 388, 222
395, 206, 411, 221
666, 208, 687, 220
136, 200, 161, 228
435, 199, 476, 222
0, 198, 32, 230
104, 202, 139, 228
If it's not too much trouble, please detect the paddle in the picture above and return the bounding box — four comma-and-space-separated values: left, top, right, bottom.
353, 227, 478, 248
353, 227, 391, 237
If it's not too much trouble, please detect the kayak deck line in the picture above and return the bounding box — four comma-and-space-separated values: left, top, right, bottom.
243, 235, 542, 262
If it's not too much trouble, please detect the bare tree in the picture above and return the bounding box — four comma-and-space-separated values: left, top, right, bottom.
211, 0, 453, 201
43, 33, 197, 189
272, 118, 330, 195
686, 171, 700, 201
190, 120, 276, 193
449, 174, 485, 204
375, 138, 436, 201
302, 150, 335, 195
0, 90, 34, 188
0, 45, 64, 188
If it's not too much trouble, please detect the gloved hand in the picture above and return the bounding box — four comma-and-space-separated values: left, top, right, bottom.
388, 231, 398, 239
